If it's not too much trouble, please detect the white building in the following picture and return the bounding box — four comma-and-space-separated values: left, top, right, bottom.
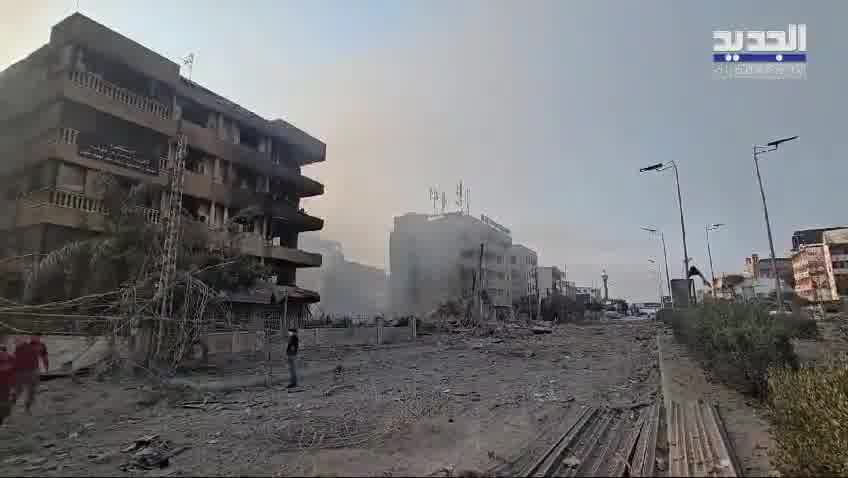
389, 212, 513, 316
509, 244, 538, 302
537, 266, 565, 299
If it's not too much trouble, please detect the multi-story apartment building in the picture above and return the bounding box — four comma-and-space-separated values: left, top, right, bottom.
389, 212, 512, 316
509, 244, 537, 303
793, 228, 848, 303
791, 227, 848, 251
793, 244, 836, 303
0, 14, 324, 291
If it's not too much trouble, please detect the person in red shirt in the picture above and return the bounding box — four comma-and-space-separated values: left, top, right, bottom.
0, 344, 15, 425
13, 334, 48, 414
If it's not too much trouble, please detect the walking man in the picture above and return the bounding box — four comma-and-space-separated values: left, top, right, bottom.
14, 333, 48, 414
0, 344, 15, 425
286, 328, 299, 389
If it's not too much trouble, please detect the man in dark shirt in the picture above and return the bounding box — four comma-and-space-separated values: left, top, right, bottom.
13, 334, 48, 414
286, 328, 299, 389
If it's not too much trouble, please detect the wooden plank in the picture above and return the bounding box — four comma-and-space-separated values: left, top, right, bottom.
523, 406, 596, 477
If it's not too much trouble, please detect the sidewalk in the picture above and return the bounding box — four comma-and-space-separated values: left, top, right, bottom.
658, 329, 774, 476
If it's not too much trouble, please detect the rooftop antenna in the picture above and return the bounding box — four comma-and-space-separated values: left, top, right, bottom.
456, 180, 464, 213
182, 53, 195, 81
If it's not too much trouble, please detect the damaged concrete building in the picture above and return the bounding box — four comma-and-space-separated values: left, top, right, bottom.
389, 212, 513, 316
0, 13, 325, 314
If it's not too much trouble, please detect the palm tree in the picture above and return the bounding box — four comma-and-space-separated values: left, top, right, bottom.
20, 173, 267, 305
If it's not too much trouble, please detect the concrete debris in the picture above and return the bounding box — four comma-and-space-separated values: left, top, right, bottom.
119, 435, 190, 472
532, 327, 553, 335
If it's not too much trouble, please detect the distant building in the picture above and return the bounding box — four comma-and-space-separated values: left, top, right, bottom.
390, 212, 512, 316
792, 228, 848, 303
298, 233, 387, 317
574, 286, 602, 304
509, 244, 537, 303
744, 254, 792, 281
537, 266, 564, 299
792, 227, 848, 251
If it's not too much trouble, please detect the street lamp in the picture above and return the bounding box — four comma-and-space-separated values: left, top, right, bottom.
640, 161, 690, 298
648, 259, 663, 304
642, 226, 672, 307
754, 135, 799, 312
705, 223, 725, 287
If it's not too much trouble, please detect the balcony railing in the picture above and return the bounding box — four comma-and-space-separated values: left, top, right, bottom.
22, 188, 160, 224
68, 70, 171, 121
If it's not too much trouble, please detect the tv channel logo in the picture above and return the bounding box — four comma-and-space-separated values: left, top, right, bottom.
713, 24, 806, 80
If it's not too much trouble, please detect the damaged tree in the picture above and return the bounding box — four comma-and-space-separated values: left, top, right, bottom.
0, 172, 270, 371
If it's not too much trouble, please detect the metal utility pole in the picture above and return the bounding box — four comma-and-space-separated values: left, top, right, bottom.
642, 227, 673, 307
640, 161, 690, 299
648, 260, 663, 304
753, 135, 799, 312
477, 243, 484, 322
705, 223, 725, 287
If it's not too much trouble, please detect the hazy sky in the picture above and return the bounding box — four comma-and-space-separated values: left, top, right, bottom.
3, 0, 846, 301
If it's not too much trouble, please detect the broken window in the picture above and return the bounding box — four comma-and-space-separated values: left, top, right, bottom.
55, 162, 85, 193
239, 126, 261, 151
184, 147, 206, 175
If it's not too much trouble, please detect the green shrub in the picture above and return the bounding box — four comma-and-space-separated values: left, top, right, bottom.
771, 312, 820, 340
665, 303, 800, 398
768, 365, 848, 477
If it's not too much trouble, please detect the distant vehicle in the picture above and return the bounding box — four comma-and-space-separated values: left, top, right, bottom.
637, 302, 661, 317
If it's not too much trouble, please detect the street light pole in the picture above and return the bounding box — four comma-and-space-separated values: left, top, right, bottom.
642, 227, 673, 308
640, 161, 691, 300
705, 223, 725, 287
649, 260, 662, 304
753, 135, 798, 313
670, 162, 690, 280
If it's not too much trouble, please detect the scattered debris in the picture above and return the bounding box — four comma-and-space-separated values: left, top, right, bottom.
89, 451, 117, 464
119, 435, 190, 472
323, 384, 355, 397
532, 327, 553, 335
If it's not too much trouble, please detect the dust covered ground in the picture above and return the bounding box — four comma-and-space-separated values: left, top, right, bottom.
0, 320, 659, 477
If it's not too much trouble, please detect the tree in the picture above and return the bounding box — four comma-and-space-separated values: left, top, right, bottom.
16, 174, 268, 304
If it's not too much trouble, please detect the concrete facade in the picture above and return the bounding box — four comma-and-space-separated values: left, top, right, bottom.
389, 212, 513, 316
509, 244, 537, 303
792, 228, 848, 303
0, 13, 324, 289
744, 254, 792, 281
537, 266, 565, 299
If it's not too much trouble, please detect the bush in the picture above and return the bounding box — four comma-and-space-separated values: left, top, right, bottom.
771, 312, 820, 340
768, 365, 848, 477
665, 303, 800, 398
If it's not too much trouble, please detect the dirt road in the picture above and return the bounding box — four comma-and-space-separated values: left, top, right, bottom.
0, 320, 659, 477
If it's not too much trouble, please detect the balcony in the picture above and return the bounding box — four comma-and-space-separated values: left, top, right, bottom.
62, 71, 176, 136
17, 128, 168, 185
14, 187, 160, 231
208, 231, 321, 267
182, 121, 323, 197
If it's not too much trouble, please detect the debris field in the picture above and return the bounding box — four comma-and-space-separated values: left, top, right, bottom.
0, 320, 660, 477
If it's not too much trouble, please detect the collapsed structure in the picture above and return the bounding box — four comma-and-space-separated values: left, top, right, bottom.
0, 13, 325, 319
